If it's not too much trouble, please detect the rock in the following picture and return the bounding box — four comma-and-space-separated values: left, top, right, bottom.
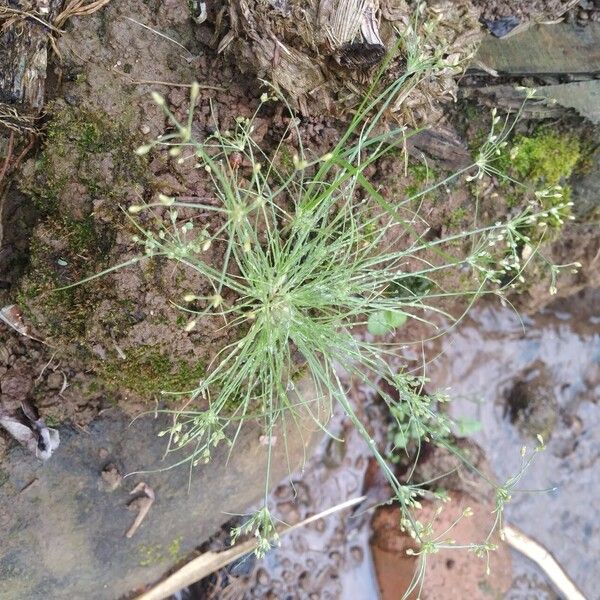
475, 23, 600, 75
0, 380, 320, 599
481, 16, 521, 38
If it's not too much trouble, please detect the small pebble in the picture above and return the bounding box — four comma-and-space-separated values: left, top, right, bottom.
256, 568, 270, 586
46, 371, 63, 390
350, 546, 364, 564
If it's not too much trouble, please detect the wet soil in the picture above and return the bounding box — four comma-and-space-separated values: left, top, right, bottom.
427, 287, 600, 598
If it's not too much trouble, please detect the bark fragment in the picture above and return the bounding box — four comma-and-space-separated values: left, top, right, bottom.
0, 0, 64, 111
218, 0, 483, 122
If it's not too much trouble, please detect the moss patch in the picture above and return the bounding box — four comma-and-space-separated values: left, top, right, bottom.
20, 104, 145, 216
509, 130, 581, 186
101, 346, 204, 397
495, 128, 584, 230
16, 103, 145, 342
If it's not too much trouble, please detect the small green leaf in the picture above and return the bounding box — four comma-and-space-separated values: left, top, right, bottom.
368, 310, 408, 335
394, 430, 410, 449
455, 417, 482, 436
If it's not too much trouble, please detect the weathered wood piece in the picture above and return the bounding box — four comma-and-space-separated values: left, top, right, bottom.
475, 22, 600, 75
0, 0, 64, 110
219, 0, 482, 120
464, 84, 566, 120
407, 128, 472, 171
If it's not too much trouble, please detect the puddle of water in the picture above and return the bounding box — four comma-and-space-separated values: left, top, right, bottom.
200, 398, 383, 599
261, 403, 383, 600
427, 289, 600, 599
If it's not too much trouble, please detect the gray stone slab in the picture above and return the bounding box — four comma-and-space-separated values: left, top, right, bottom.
537, 80, 600, 124
0, 388, 319, 600
476, 23, 600, 75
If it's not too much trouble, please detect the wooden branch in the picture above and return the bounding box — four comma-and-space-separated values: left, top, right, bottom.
504, 525, 587, 600
134, 495, 366, 600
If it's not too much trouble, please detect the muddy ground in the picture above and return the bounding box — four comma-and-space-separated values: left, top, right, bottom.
1, 0, 600, 599
1, 0, 597, 433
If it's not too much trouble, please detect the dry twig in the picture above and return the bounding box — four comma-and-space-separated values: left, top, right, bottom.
54, 0, 112, 29
135, 495, 366, 600
126, 482, 156, 538
504, 525, 587, 600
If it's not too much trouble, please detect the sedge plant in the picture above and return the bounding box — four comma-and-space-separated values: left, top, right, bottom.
65, 38, 578, 578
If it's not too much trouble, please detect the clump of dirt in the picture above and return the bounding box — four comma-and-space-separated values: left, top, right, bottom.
505, 364, 558, 441
474, 0, 576, 22
371, 492, 512, 600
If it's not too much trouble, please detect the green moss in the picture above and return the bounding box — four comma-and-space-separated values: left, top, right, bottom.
137, 544, 165, 567
444, 206, 467, 228
495, 128, 583, 229
25, 154, 68, 214
46, 107, 122, 155
17, 244, 96, 338
16, 104, 143, 342
403, 159, 440, 204
407, 161, 435, 184
65, 216, 101, 254
101, 346, 204, 397
274, 144, 296, 178
15, 212, 116, 340
136, 537, 183, 567
21, 104, 146, 216
510, 130, 580, 186
167, 537, 183, 560
42, 414, 61, 428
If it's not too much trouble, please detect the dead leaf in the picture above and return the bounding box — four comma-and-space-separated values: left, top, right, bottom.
0, 401, 60, 460
0, 304, 45, 343
126, 482, 155, 538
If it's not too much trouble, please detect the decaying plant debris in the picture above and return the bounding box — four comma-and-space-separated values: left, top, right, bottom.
0, 399, 59, 460
215, 0, 482, 121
